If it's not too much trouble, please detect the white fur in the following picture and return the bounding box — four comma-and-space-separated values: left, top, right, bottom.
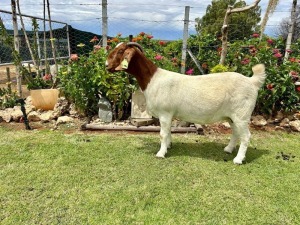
143, 65, 265, 164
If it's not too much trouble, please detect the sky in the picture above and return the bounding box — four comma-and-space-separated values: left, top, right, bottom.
0, 0, 294, 40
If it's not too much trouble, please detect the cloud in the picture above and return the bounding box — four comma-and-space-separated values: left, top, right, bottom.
0, 0, 292, 39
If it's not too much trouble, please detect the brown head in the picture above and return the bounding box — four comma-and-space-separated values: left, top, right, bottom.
105, 42, 157, 91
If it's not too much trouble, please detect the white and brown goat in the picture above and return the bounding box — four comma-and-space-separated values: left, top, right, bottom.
105, 42, 266, 164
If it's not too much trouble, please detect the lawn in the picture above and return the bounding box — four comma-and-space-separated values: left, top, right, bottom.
0, 125, 300, 224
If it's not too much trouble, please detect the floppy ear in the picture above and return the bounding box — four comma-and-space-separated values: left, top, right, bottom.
115, 47, 136, 71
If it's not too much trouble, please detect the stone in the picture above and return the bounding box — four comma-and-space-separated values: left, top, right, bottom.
40, 111, 55, 122
56, 116, 74, 125
289, 120, 300, 132
131, 89, 152, 119
222, 122, 231, 129
53, 97, 70, 117
293, 112, 300, 120
275, 126, 285, 131
98, 97, 112, 122
69, 103, 78, 117
0, 108, 13, 122
251, 115, 267, 126
279, 118, 290, 128
130, 118, 155, 127
27, 111, 41, 122
11, 106, 23, 122
274, 111, 284, 123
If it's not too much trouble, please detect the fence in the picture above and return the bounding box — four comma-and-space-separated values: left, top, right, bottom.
0, 9, 69, 65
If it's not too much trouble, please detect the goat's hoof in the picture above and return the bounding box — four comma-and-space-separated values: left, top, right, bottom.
233, 157, 244, 165
156, 152, 165, 158
224, 146, 233, 154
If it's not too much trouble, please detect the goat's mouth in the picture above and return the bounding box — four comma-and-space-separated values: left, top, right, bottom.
106, 66, 116, 73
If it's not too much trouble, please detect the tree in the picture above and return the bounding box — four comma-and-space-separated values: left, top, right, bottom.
275, 6, 300, 41
195, 0, 261, 41
260, 0, 279, 38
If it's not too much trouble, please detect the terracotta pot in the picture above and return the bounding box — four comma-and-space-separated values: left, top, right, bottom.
30, 89, 59, 110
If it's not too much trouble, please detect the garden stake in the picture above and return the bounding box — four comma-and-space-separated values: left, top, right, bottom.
16, 98, 31, 130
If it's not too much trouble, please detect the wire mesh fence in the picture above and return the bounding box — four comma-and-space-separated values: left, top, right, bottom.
0, 9, 69, 65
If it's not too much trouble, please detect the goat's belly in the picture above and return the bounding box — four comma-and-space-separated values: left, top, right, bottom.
175, 111, 226, 124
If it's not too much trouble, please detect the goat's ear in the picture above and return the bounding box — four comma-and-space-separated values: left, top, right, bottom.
115, 48, 136, 71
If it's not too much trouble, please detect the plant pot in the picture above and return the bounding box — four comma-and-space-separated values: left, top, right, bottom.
30, 89, 59, 110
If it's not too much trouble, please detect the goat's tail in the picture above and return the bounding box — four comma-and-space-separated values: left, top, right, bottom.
250, 64, 266, 89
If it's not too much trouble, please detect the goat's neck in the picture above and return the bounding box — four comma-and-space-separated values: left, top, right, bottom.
126, 53, 157, 91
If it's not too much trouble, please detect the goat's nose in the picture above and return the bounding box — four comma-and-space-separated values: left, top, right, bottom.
105, 60, 109, 67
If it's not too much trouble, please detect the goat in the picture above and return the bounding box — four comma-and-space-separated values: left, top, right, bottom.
105, 42, 266, 164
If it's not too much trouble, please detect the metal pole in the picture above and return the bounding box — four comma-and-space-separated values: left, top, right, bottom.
102, 0, 108, 51
180, 6, 190, 74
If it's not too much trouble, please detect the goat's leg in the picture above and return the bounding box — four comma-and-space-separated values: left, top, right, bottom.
156, 115, 172, 158
224, 121, 238, 154
233, 122, 251, 164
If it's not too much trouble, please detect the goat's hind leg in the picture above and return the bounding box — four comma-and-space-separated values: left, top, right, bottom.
233, 122, 251, 164
156, 115, 172, 158
224, 121, 238, 154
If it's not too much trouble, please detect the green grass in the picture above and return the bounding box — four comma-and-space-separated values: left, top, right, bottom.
0, 126, 300, 224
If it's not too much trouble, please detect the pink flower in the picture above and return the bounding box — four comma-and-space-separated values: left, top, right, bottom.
252, 33, 260, 38
272, 48, 280, 54
154, 54, 163, 60
289, 57, 297, 63
70, 54, 79, 61
267, 39, 274, 44
273, 52, 282, 58
186, 68, 194, 75
241, 58, 250, 65
286, 49, 293, 53
139, 32, 145, 36
43, 74, 52, 81
147, 35, 153, 39
90, 36, 99, 43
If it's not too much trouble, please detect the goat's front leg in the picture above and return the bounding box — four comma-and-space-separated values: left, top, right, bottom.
156, 115, 172, 158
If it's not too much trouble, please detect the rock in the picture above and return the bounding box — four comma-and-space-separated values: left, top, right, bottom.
252, 115, 267, 126
289, 120, 300, 132
11, 106, 23, 122
69, 103, 78, 117
98, 97, 112, 122
293, 112, 300, 120
131, 90, 152, 119
279, 118, 290, 128
40, 111, 55, 122
56, 116, 74, 125
0, 108, 13, 122
222, 122, 231, 129
130, 118, 155, 127
275, 126, 285, 131
53, 97, 70, 118
172, 120, 191, 127
274, 111, 284, 123
27, 111, 41, 122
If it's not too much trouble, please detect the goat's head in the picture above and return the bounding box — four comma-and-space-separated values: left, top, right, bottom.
105, 42, 144, 72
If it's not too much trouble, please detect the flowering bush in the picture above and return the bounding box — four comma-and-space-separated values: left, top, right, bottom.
186, 34, 300, 115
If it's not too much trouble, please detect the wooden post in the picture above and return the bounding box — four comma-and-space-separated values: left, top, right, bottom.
102, 0, 108, 51
284, 0, 297, 60
11, 0, 22, 97
180, 6, 190, 74
6, 67, 12, 93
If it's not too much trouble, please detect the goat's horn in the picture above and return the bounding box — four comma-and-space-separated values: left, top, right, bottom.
127, 42, 144, 53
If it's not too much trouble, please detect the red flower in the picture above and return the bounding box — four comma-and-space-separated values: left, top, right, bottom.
241, 58, 250, 65
286, 49, 293, 53
289, 57, 297, 63
202, 63, 208, 69
272, 48, 280, 54
296, 86, 300, 92
159, 40, 166, 46
252, 33, 260, 38
186, 68, 194, 75
266, 84, 274, 90
90, 36, 99, 43
147, 35, 153, 39
117, 33, 122, 37
139, 32, 145, 36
